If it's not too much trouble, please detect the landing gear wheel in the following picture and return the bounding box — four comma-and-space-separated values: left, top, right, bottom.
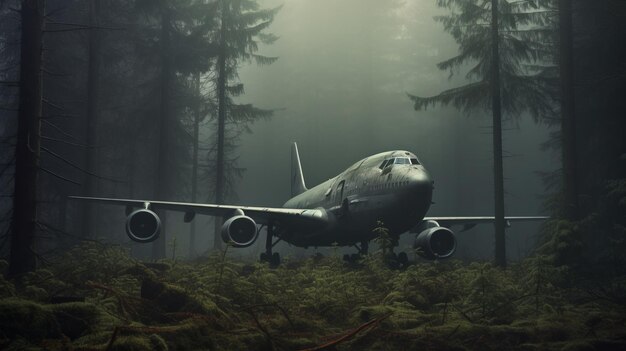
271, 252, 281, 267
260, 252, 268, 262
343, 254, 350, 262
398, 252, 408, 266
350, 253, 361, 261
385, 252, 400, 269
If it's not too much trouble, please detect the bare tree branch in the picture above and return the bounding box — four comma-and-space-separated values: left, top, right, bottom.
39, 166, 81, 185
41, 146, 125, 183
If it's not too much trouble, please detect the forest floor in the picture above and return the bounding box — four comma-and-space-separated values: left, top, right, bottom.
1, 242, 626, 351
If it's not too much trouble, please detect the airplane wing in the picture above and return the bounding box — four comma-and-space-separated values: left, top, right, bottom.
69, 196, 328, 227
420, 216, 549, 232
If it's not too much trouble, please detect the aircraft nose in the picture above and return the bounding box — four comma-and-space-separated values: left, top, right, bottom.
404, 167, 434, 215
409, 167, 433, 192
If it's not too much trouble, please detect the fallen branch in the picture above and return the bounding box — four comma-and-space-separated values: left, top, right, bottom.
86, 281, 134, 321
105, 324, 189, 351
298, 313, 391, 351
244, 309, 276, 351
241, 303, 295, 327
450, 303, 474, 323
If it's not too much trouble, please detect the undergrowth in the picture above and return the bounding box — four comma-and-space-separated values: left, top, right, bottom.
1, 242, 625, 350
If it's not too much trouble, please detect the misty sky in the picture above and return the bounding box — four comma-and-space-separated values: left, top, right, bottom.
187, 0, 554, 260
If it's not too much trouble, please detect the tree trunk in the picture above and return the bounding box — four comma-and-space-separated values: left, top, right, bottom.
190, 73, 200, 258
8, 0, 45, 277
152, 8, 172, 259
491, 0, 506, 268
81, 0, 101, 238
558, 0, 579, 221
214, 0, 227, 251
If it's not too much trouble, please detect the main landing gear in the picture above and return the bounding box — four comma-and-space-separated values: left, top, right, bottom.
260, 223, 281, 267
341, 238, 410, 269
385, 251, 409, 269
343, 240, 369, 263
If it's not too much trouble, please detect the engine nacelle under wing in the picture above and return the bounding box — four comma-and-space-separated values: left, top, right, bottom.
413, 226, 456, 260
126, 209, 161, 243
221, 215, 258, 248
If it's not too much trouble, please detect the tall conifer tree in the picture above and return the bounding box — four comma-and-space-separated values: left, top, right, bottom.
209, 0, 279, 250
409, 0, 555, 267
9, 0, 45, 277
81, 0, 101, 238
557, 0, 578, 221
134, 0, 217, 258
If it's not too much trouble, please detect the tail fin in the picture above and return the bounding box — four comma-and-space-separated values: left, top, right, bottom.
291, 142, 308, 197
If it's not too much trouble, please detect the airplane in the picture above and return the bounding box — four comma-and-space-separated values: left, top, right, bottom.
70, 143, 547, 266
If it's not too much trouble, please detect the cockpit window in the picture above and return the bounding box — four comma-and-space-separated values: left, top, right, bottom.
380, 157, 416, 169
394, 157, 410, 165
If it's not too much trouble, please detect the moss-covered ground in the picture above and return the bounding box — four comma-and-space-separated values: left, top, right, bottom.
1, 242, 625, 350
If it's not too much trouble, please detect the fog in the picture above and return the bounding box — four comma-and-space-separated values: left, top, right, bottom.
3, 1, 625, 347
184, 0, 553, 261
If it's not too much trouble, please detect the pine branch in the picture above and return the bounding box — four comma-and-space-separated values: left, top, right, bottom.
41, 146, 125, 183
41, 68, 70, 77
42, 119, 79, 141
408, 80, 489, 112
42, 98, 65, 110
39, 166, 81, 185
41, 136, 94, 148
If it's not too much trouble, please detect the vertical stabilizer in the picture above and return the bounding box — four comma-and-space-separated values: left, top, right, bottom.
291, 142, 308, 197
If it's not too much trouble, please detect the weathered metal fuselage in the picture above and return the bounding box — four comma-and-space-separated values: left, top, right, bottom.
280, 151, 433, 247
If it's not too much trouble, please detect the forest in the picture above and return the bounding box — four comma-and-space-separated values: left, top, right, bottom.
0, 0, 625, 350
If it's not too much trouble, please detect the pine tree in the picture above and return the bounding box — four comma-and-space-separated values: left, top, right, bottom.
408, 0, 556, 267
8, 0, 45, 277
190, 72, 201, 257
132, 0, 218, 258
557, 0, 578, 221
0, 0, 22, 256
81, 0, 101, 238
209, 0, 279, 250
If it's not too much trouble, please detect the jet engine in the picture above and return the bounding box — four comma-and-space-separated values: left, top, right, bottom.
221, 215, 258, 247
414, 226, 456, 260
126, 209, 161, 243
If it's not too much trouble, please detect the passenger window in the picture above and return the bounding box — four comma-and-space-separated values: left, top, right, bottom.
410, 158, 420, 165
